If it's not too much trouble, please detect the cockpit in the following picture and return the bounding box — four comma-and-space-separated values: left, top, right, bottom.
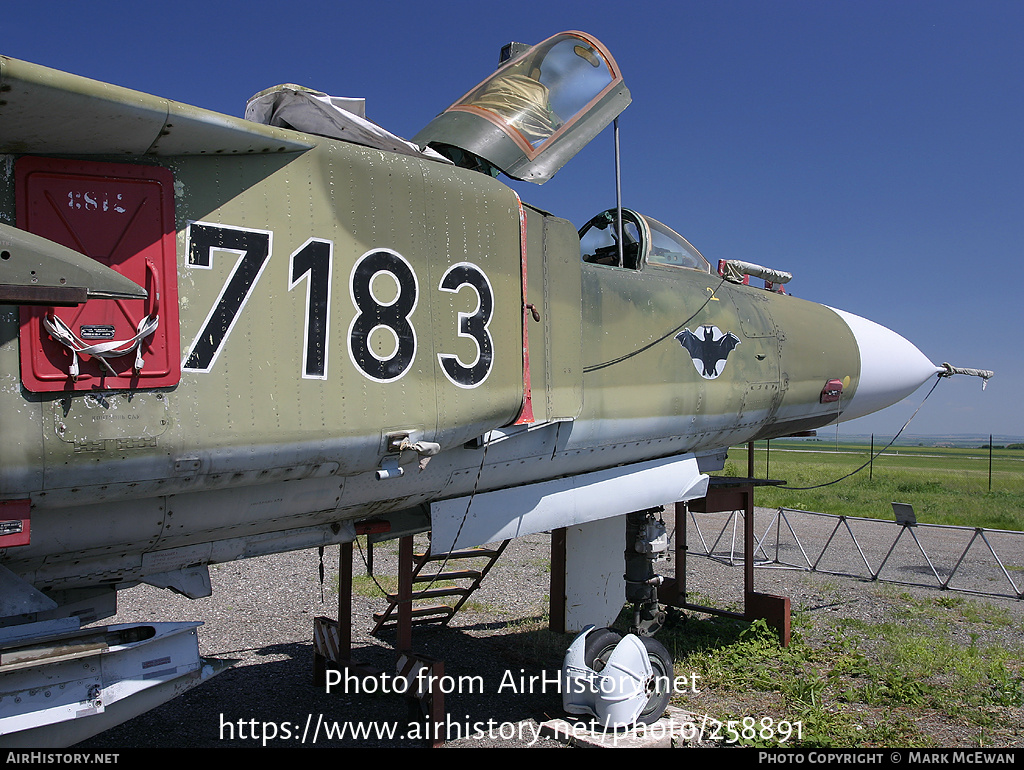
413, 32, 709, 277
579, 209, 710, 273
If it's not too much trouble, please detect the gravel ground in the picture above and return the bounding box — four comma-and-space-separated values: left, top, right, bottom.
71, 509, 1024, 750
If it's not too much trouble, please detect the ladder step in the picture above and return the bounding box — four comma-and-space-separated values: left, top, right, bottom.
414, 547, 503, 561
372, 538, 509, 634
413, 570, 482, 583
384, 587, 470, 602
414, 587, 470, 600
373, 605, 454, 623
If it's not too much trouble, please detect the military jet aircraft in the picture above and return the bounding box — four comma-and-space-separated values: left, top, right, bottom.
0, 30, 984, 744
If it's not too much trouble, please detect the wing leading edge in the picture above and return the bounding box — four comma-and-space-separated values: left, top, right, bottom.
0, 55, 313, 157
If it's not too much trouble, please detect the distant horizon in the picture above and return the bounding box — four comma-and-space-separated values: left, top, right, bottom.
768, 432, 1024, 444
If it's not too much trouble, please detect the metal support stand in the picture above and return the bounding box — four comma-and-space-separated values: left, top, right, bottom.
397, 535, 413, 652
549, 527, 567, 634
313, 542, 384, 685
658, 477, 791, 646
312, 537, 447, 745
398, 652, 447, 748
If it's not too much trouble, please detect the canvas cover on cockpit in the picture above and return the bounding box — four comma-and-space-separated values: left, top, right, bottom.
413, 31, 631, 184
245, 84, 451, 162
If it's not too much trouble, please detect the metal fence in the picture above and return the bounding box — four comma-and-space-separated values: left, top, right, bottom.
686, 506, 1024, 601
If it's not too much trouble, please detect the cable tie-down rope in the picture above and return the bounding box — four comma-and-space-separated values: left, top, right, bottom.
781, 361, 994, 490
782, 374, 942, 490
43, 313, 159, 380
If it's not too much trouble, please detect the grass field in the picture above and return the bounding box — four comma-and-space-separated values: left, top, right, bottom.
657, 596, 1024, 748
720, 440, 1024, 531
668, 438, 1024, 746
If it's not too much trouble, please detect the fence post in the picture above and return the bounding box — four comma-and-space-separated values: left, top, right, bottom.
989, 434, 993, 492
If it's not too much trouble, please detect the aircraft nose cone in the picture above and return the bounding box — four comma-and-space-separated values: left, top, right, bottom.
829, 308, 942, 422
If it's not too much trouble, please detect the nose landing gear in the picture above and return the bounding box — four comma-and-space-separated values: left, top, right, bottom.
561, 624, 674, 727
626, 507, 672, 637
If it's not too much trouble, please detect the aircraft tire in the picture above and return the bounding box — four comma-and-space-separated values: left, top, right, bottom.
637, 636, 673, 724
582, 627, 623, 672
583, 628, 672, 725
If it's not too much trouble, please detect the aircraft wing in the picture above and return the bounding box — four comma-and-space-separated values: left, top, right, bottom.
0, 55, 313, 156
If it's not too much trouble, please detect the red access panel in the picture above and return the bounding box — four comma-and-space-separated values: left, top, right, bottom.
0, 500, 31, 548
17, 157, 180, 392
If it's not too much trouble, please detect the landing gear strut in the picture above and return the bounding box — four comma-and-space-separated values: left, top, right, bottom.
625, 507, 669, 637
559, 508, 679, 728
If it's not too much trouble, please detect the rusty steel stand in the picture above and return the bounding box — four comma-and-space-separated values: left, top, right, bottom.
548, 528, 567, 634
313, 535, 447, 746
658, 473, 791, 646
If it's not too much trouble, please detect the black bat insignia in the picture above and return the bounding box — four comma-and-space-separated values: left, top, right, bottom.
675, 325, 741, 379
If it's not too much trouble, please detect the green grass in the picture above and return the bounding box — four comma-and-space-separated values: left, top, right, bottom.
653, 591, 1024, 748
723, 441, 1024, 531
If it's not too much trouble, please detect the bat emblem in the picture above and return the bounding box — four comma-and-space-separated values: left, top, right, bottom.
675, 325, 741, 379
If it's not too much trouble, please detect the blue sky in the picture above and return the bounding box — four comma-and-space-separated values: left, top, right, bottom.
4, 1, 1020, 438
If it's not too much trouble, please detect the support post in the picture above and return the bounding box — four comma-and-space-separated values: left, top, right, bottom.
397, 535, 413, 653
549, 527, 566, 634
311, 536, 448, 745
314, 540, 383, 686
659, 478, 791, 646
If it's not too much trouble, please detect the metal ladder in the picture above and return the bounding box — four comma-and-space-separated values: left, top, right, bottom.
372, 539, 510, 634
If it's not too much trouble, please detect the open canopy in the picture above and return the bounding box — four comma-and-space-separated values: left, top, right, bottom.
413, 31, 631, 184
